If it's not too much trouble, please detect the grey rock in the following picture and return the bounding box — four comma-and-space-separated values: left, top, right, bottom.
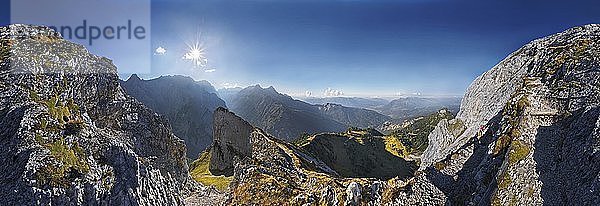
344, 182, 361, 206
409, 24, 600, 205
209, 107, 253, 176
0, 24, 199, 205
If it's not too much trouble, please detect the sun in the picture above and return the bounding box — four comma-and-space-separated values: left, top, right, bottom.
182, 41, 208, 68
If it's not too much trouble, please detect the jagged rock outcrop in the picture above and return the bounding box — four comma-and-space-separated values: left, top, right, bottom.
394, 24, 600, 205
120, 75, 226, 158
0, 24, 197, 205
209, 107, 253, 176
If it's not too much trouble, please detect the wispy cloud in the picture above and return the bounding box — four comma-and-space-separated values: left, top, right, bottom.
324, 88, 343, 97
222, 82, 241, 89
205, 68, 216, 73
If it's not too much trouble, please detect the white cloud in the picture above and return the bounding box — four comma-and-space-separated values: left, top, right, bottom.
154, 46, 166, 55
324, 88, 343, 97
205, 68, 216, 73
305, 91, 312, 97
222, 82, 241, 89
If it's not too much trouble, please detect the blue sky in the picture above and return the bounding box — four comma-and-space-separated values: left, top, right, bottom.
4, 0, 600, 98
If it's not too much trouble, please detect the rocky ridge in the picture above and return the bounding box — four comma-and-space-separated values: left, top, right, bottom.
392, 24, 600, 205
0, 24, 197, 205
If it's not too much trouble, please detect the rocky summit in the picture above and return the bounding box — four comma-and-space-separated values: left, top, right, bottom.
0, 24, 197, 205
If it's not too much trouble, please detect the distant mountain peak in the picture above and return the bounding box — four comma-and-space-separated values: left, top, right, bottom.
127, 73, 142, 82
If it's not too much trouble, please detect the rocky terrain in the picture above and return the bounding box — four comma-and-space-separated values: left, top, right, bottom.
120, 74, 226, 159
393, 24, 600, 205
0, 24, 201, 205
190, 107, 421, 205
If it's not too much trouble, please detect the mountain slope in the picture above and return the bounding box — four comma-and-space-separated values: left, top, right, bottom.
217, 87, 242, 107
387, 108, 455, 157
0, 24, 195, 205
120, 75, 226, 158
228, 85, 347, 141
299, 129, 416, 180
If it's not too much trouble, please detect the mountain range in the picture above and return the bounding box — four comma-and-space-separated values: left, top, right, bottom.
374, 96, 461, 120
120, 75, 226, 159
304, 97, 389, 109
225, 85, 347, 141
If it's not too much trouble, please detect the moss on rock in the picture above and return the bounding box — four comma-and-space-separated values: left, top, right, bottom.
35, 137, 89, 188
508, 140, 530, 165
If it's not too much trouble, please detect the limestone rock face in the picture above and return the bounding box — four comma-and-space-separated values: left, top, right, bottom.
0, 24, 196, 205
401, 24, 600, 205
209, 107, 253, 176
